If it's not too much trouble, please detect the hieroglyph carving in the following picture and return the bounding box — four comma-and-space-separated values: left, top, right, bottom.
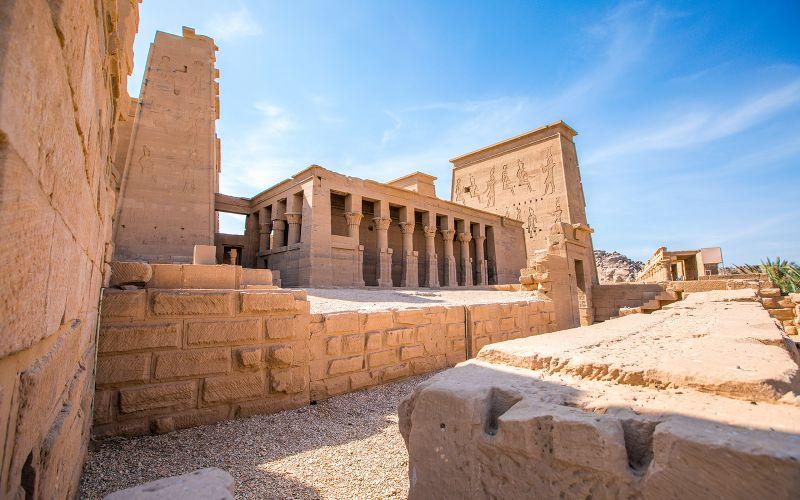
552, 199, 563, 224
501, 164, 515, 194
526, 207, 537, 238
516, 159, 532, 192
541, 146, 556, 196
484, 167, 497, 208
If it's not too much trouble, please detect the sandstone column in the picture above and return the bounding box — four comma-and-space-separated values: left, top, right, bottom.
285, 213, 302, 245
457, 232, 473, 286
474, 223, 488, 285
441, 228, 457, 287
344, 211, 363, 239
399, 221, 418, 288
423, 225, 439, 288
374, 200, 393, 287
271, 201, 286, 247
258, 207, 271, 254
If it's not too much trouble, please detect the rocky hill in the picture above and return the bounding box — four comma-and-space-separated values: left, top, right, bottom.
594, 250, 644, 283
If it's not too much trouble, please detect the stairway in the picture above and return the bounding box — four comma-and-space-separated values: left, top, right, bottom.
615, 289, 678, 318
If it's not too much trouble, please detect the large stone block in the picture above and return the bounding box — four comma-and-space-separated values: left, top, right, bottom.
97, 354, 151, 385
147, 264, 183, 288
119, 381, 196, 414
182, 265, 237, 289
99, 323, 181, 353
239, 291, 296, 313
203, 373, 265, 403
324, 312, 360, 333
193, 245, 218, 265
265, 317, 296, 339
400, 291, 800, 499
150, 290, 235, 316
328, 355, 363, 375
153, 349, 231, 380
186, 319, 261, 346
102, 290, 147, 319
109, 261, 153, 286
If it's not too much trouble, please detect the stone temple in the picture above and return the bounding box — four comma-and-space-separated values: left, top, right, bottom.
1, 3, 798, 499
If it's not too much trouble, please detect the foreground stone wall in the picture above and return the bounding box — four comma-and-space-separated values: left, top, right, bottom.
0, 1, 138, 497
95, 290, 557, 436
400, 290, 800, 499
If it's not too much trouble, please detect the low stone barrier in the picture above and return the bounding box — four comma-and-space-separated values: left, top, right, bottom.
95, 289, 556, 437
591, 283, 667, 321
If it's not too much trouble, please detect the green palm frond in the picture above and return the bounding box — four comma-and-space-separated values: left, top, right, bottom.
758, 257, 800, 294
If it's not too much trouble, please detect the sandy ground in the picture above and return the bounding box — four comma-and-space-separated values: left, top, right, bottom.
302, 288, 538, 314
79, 374, 435, 499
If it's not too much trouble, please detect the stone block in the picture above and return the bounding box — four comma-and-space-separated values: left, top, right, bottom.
382, 363, 410, 381
445, 306, 465, 323
93, 390, 115, 425
119, 381, 196, 414
236, 347, 262, 369
267, 344, 294, 366
110, 261, 153, 286
154, 349, 231, 380
368, 349, 397, 368
203, 373, 265, 403
401, 345, 425, 360
385, 328, 414, 346
186, 319, 261, 346
411, 357, 436, 374
241, 268, 273, 286
104, 467, 234, 500
102, 290, 146, 319
97, 354, 151, 385
365, 332, 382, 351
182, 265, 237, 289
328, 355, 363, 375
326, 336, 342, 356
341, 333, 364, 354
446, 323, 466, 339
350, 371, 377, 391
240, 291, 296, 313
360, 311, 394, 332
99, 323, 181, 353
760, 288, 782, 298
171, 406, 232, 432
325, 312, 360, 333
193, 245, 218, 265
769, 308, 794, 321
237, 394, 308, 418
499, 317, 516, 332
265, 317, 296, 339
148, 264, 183, 288
270, 367, 306, 394
150, 290, 234, 316
395, 309, 425, 325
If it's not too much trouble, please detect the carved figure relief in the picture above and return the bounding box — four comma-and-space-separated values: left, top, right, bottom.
504, 206, 510, 218
467, 174, 481, 203
501, 164, 515, 194
516, 159, 532, 192
137, 145, 151, 173
552, 199, 563, 224
526, 207, 537, 238
515, 206, 522, 220
183, 149, 197, 192
541, 146, 556, 196
454, 178, 464, 203
484, 167, 497, 208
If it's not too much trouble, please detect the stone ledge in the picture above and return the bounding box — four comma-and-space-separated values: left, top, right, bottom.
103, 467, 234, 499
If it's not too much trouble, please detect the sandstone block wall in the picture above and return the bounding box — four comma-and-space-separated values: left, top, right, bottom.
0, 0, 138, 497
94, 289, 310, 437
592, 283, 668, 321
96, 289, 557, 437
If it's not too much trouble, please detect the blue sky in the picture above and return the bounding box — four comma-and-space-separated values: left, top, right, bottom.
130, 1, 800, 264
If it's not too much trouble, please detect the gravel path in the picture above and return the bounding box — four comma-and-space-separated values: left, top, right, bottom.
80, 373, 435, 499
304, 288, 537, 314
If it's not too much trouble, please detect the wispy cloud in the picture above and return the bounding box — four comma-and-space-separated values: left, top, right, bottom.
585, 78, 800, 164
203, 5, 262, 42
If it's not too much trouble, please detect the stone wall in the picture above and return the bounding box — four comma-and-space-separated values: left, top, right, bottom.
0, 1, 138, 497
592, 283, 670, 321
95, 289, 557, 437
94, 289, 310, 437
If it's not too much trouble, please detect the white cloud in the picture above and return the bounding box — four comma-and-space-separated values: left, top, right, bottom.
204, 6, 262, 42
585, 78, 800, 164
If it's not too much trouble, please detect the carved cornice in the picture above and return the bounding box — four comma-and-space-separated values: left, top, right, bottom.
398, 222, 415, 234
372, 217, 391, 231
344, 211, 363, 227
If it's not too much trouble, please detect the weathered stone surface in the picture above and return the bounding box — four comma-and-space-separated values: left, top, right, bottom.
186, 319, 261, 346
265, 317, 296, 339
99, 323, 181, 353
153, 349, 231, 380
103, 467, 234, 500
203, 373, 265, 403
240, 292, 295, 313
110, 261, 153, 287
97, 354, 151, 385
150, 290, 234, 316
119, 382, 196, 414
400, 290, 800, 499
102, 290, 147, 319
